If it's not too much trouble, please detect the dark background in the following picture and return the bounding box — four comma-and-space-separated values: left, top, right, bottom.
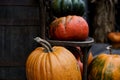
0, 0, 40, 80
0, 0, 120, 80
115, 0, 120, 31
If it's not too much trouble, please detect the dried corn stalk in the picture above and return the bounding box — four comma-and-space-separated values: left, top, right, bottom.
90, 0, 117, 43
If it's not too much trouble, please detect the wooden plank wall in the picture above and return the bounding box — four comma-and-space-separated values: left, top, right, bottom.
0, 0, 42, 80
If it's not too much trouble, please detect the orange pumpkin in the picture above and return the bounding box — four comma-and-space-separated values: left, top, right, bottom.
107, 32, 120, 43
87, 52, 93, 65
26, 37, 82, 80
66, 46, 93, 75
107, 32, 120, 48
49, 15, 89, 41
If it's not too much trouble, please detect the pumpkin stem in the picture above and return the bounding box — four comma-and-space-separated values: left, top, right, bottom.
106, 45, 112, 54
34, 37, 53, 52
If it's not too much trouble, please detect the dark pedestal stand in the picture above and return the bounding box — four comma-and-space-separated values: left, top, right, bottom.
47, 38, 94, 80
39, 0, 94, 80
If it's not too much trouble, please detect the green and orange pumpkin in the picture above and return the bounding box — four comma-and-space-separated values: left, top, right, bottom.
26, 37, 82, 80
49, 15, 89, 41
88, 52, 120, 80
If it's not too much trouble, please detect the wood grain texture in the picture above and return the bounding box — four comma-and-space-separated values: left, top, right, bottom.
0, 67, 26, 80
0, 0, 39, 6
0, 0, 42, 80
0, 6, 39, 25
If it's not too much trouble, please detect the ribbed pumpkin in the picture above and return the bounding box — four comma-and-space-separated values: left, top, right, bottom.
88, 53, 120, 80
49, 15, 89, 41
26, 37, 82, 80
50, 0, 85, 17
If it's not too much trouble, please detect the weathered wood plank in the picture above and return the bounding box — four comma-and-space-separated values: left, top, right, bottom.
0, 0, 39, 6
0, 26, 40, 67
0, 6, 39, 25
0, 67, 26, 80
0, 0, 42, 80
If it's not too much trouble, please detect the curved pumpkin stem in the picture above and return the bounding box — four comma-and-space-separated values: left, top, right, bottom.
106, 45, 112, 54
34, 37, 53, 52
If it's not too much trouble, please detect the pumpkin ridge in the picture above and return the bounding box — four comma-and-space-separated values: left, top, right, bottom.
95, 58, 105, 80
48, 51, 63, 79
34, 49, 45, 80
46, 53, 53, 80
53, 47, 73, 69
51, 0, 85, 16
36, 51, 45, 80
54, 50, 68, 73
64, 16, 68, 29
111, 55, 120, 80
60, 47, 82, 80
44, 53, 49, 80
52, 47, 71, 70
88, 55, 106, 80
29, 48, 39, 80
101, 55, 113, 80
33, 51, 42, 80
66, 16, 73, 25
62, 17, 66, 33
39, 53, 48, 80
53, 47, 81, 80
51, 17, 66, 40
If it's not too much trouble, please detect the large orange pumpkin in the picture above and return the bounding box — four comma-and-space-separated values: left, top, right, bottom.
26, 37, 82, 80
49, 15, 89, 41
